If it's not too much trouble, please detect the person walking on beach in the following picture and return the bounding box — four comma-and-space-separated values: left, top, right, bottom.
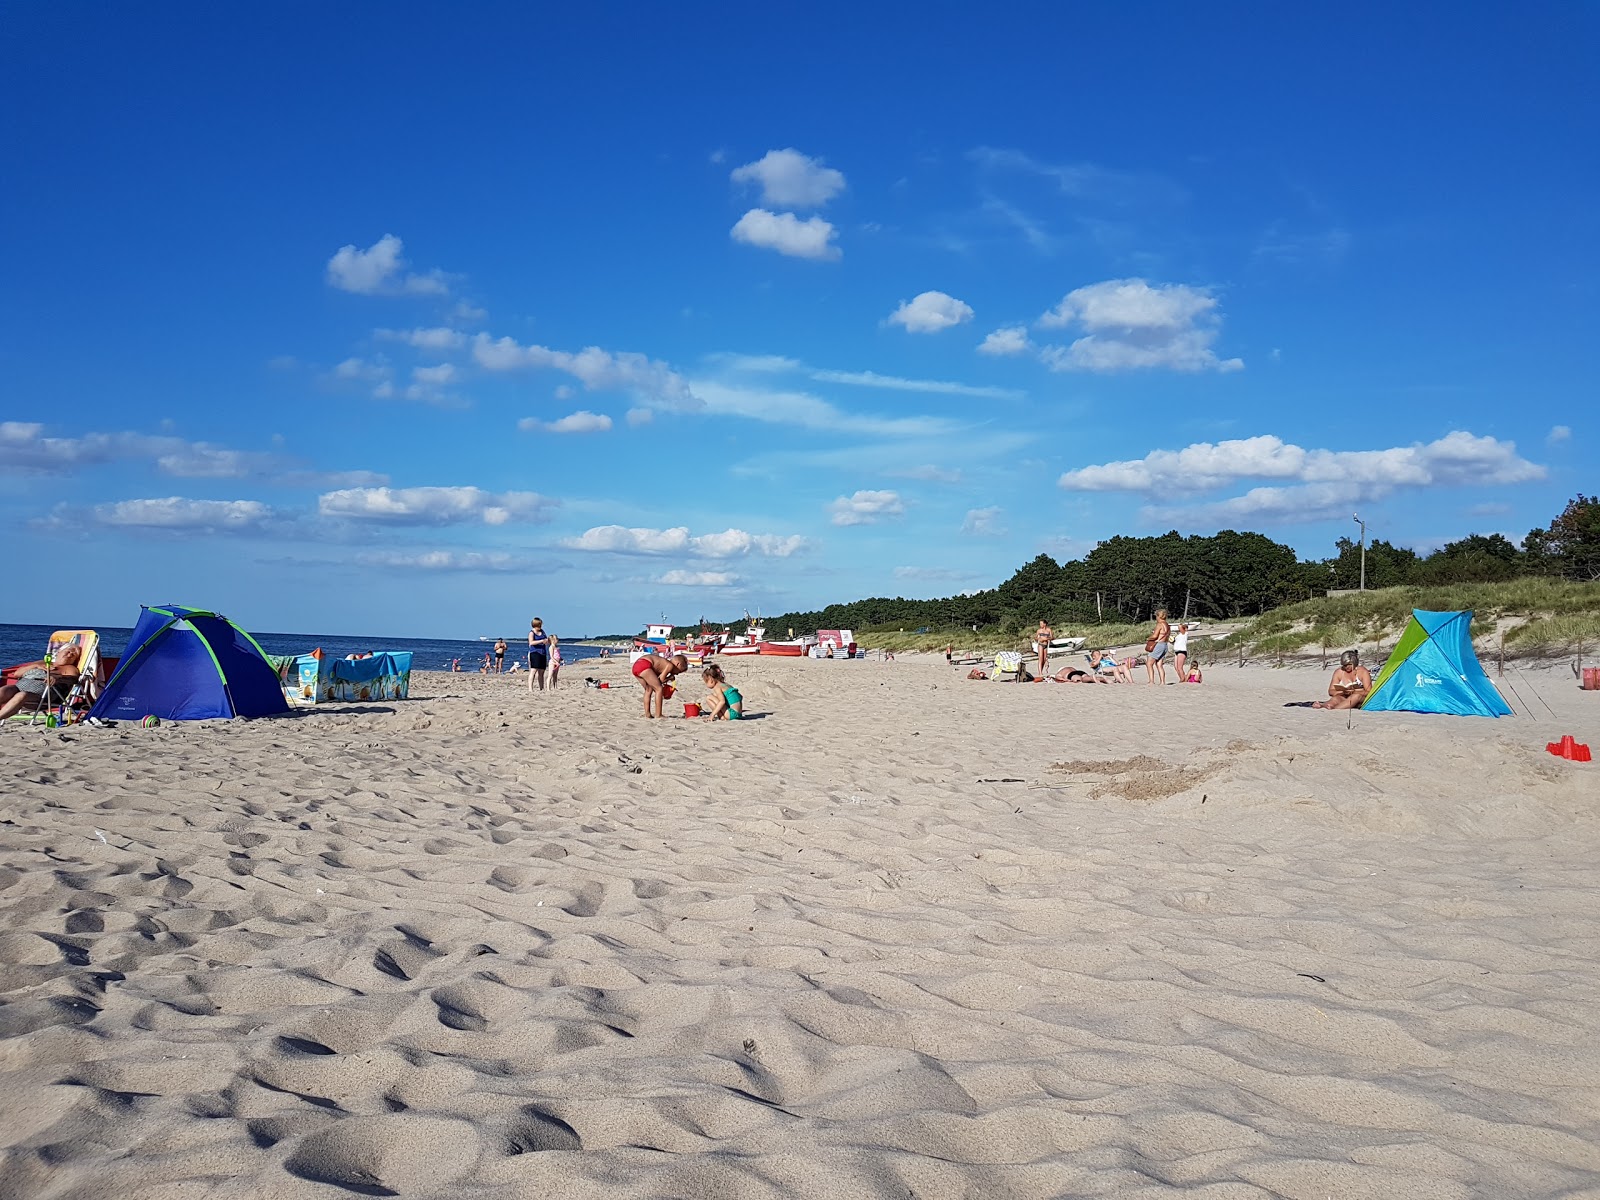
1034, 618, 1053, 682
493, 637, 508, 673
632, 651, 688, 718
1145, 609, 1172, 684
527, 618, 551, 693
1172, 623, 1190, 682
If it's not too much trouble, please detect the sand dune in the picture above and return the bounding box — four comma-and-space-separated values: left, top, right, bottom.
2, 655, 1598, 1198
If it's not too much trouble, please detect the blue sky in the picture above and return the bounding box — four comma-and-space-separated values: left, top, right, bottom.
3, 3, 1594, 637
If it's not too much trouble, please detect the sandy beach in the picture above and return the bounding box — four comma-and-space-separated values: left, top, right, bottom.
2, 655, 1598, 1198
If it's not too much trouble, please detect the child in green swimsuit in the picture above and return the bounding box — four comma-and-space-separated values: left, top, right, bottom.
701, 664, 744, 719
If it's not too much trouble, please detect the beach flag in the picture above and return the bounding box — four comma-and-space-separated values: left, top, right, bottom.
1362, 609, 1511, 718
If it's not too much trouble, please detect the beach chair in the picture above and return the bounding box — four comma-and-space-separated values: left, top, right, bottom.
6, 629, 102, 723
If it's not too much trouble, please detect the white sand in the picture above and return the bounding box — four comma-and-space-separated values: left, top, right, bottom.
2, 655, 1598, 1198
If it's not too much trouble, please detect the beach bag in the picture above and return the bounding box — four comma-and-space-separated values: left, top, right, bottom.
1144, 635, 1158, 652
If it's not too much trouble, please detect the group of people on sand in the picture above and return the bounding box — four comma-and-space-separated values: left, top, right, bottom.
629, 652, 743, 720
1026, 610, 1200, 686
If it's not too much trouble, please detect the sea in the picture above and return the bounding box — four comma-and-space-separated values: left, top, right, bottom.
0, 623, 612, 672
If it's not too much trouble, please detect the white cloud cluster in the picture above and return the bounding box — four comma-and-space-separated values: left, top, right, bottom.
375, 326, 467, 350
1, 421, 387, 488
318, 486, 554, 526
518, 410, 613, 434
829, 489, 904, 527
732, 148, 845, 208
888, 291, 974, 334
357, 550, 519, 572
730, 209, 840, 261
659, 569, 738, 587
961, 506, 1006, 536
91, 497, 275, 530
978, 326, 1030, 356
565, 525, 807, 558
730, 148, 844, 262
474, 335, 699, 410
1034, 279, 1242, 373
1062, 431, 1546, 525
326, 235, 447, 296
690, 380, 958, 438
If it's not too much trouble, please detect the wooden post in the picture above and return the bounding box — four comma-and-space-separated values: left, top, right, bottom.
1498, 632, 1504, 677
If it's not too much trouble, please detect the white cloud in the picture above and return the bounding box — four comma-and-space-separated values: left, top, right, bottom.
730, 209, 841, 261
1063, 432, 1546, 526
1548, 424, 1572, 445
553, 384, 575, 401
376, 327, 466, 350
565, 525, 807, 558
658, 569, 738, 587
473, 334, 699, 410
356, 550, 519, 572
412, 363, 457, 385
730, 148, 845, 208
625, 407, 654, 426
0, 422, 387, 488
716, 354, 1019, 399
829, 489, 905, 526
1061, 432, 1543, 495
978, 326, 1030, 356
961, 506, 1006, 536
92, 497, 275, 531
1034, 279, 1242, 373
690, 380, 958, 438
333, 356, 390, 382
888, 291, 975, 334
318, 486, 554, 526
326, 234, 447, 296
518, 410, 613, 434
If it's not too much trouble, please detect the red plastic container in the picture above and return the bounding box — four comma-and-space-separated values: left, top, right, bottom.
1546, 735, 1592, 762
1583, 666, 1600, 691
682, 703, 701, 717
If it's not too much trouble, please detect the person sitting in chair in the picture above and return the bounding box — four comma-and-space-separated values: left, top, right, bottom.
0, 645, 81, 719
1313, 650, 1372, 710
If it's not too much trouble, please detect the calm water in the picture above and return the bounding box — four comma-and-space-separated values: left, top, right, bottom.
0, 623, 611, 671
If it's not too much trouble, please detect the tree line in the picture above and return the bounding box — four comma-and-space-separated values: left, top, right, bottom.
696, 493, 1598, 638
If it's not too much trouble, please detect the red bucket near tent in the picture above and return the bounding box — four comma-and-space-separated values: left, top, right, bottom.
1583, 667, 1600, 691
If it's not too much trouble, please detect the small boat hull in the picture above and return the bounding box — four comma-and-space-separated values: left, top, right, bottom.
723, 644, 761, 656
759, 642, 805, 657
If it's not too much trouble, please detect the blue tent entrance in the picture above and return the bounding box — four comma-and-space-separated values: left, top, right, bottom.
1362, 609, 1512, 718
89, 605, 289, 722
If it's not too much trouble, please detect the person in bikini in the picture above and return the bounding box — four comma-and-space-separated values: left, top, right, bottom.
1034, 618, 1053, 682
632, 651, 689, 718
1313, 650, 1372, 709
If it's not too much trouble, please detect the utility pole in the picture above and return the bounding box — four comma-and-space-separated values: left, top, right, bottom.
1352, 513, 1367, 591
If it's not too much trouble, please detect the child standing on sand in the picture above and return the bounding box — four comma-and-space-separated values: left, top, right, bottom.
700, 663, 744, 719
632, 652, 689, 718
547, 635, 562, 688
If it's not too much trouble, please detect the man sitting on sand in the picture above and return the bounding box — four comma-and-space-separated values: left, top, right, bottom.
1312, 650, 1372, 709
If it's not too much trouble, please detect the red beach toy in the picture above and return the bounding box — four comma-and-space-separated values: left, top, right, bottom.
1546, 735, 1592, 762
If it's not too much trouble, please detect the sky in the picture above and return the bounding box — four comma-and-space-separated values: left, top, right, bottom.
2, 3, 1595, 638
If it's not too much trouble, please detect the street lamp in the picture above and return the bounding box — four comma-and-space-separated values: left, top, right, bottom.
1352, 513, 1367, 591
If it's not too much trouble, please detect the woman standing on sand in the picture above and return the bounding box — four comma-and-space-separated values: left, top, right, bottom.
1034, 618, 1052, 682
1145, 609, 1171, 684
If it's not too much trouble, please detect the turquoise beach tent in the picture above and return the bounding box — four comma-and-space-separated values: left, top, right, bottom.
88, 605, 289, 722
1362, 609, 1512, 718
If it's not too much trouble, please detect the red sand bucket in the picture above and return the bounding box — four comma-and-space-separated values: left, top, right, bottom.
682, 703, 701, 718
1546, 735, 1592, 762
1583, 666, 1600, 691
662, 684, 675, 699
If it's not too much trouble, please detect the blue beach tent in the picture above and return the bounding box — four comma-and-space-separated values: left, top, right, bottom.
89, 605, 289, 722
1362, 609, 1512, 718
